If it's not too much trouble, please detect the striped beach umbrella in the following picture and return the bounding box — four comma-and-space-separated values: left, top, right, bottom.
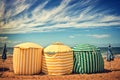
2, 43, 7, 71
42, 42, 73, 75
13, 42, 43, 75
2, 43, 7, 61
73, 44, 104, 74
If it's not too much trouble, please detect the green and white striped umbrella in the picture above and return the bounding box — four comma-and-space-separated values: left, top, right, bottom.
73, 44, 104, 74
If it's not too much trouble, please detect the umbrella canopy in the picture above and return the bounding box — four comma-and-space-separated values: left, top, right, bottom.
2, 43, 7, 60
72, 44, 100, 51
72, 44, 104, 74
44, 42, 72, 53
42, 42, 73, 75
13, 42, 43, 75
14, 42, 43, 48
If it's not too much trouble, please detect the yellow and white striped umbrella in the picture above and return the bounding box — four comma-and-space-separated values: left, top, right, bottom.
42, 42, 73, 75
13, 42, 43, 75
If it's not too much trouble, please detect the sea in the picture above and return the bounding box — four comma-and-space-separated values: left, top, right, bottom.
0, 47, 120, 55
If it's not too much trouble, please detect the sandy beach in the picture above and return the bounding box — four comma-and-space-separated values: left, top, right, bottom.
0, 56, 120, 80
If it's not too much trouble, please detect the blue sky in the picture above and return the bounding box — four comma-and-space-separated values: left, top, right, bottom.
0, 0, 120, 47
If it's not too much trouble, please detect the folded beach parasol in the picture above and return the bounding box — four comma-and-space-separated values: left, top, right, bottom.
2, 43, 7, 61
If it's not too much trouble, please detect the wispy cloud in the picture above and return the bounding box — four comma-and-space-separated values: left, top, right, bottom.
69, 35, 75, 38
0, 0, 5, 19
0, 36, 8, 41
0, 36, 12, 46
0, 0, 120, 34
4, 0, 37, 19
99, 15, 120, 22
88, 34, 110, 38
0, 36, 22, 47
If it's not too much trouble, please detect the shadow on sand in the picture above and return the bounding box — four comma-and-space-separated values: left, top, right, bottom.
71, 69, 112, 75
95, 69, 120, 74
0, 68, 9, 72
112, 69, 120, 72
102, 69, 112, 73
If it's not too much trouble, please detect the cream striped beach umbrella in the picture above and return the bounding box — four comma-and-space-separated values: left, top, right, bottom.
42, 42, 73, 75
73, 44, 104, 74
13, 42, 43, 75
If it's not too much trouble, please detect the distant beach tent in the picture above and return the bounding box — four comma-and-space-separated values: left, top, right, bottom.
13, 42, 43, 75
42, 42, 73, 75
73, 44, 104, 74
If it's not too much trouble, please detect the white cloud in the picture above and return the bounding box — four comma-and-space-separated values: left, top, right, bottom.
100, 15, 120, 22
0, 0, 5, 19
0, 36, 11, 44
0, 36, 22, 47
0, 0, 120, 34
69, 36, 75, 38
88, 34, 110, 38
0, 36, 8, 41
4, 0, 37, 19
32, 1, 49, 15
84, 30, 90, 32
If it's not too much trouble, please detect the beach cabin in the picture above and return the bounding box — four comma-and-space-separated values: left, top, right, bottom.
42, 42, 73, 75
73, 44, 104, 74
13, 42, 43, 75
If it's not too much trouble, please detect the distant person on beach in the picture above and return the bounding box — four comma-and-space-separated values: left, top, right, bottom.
107, 44, 114, 61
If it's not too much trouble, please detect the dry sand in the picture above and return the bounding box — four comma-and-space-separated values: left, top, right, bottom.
0, 56, 120, 80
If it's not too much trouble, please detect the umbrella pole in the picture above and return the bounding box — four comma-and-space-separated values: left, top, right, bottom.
110, 62, 111, 71
2, 60, 5, 72
110, 60, 112, 72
